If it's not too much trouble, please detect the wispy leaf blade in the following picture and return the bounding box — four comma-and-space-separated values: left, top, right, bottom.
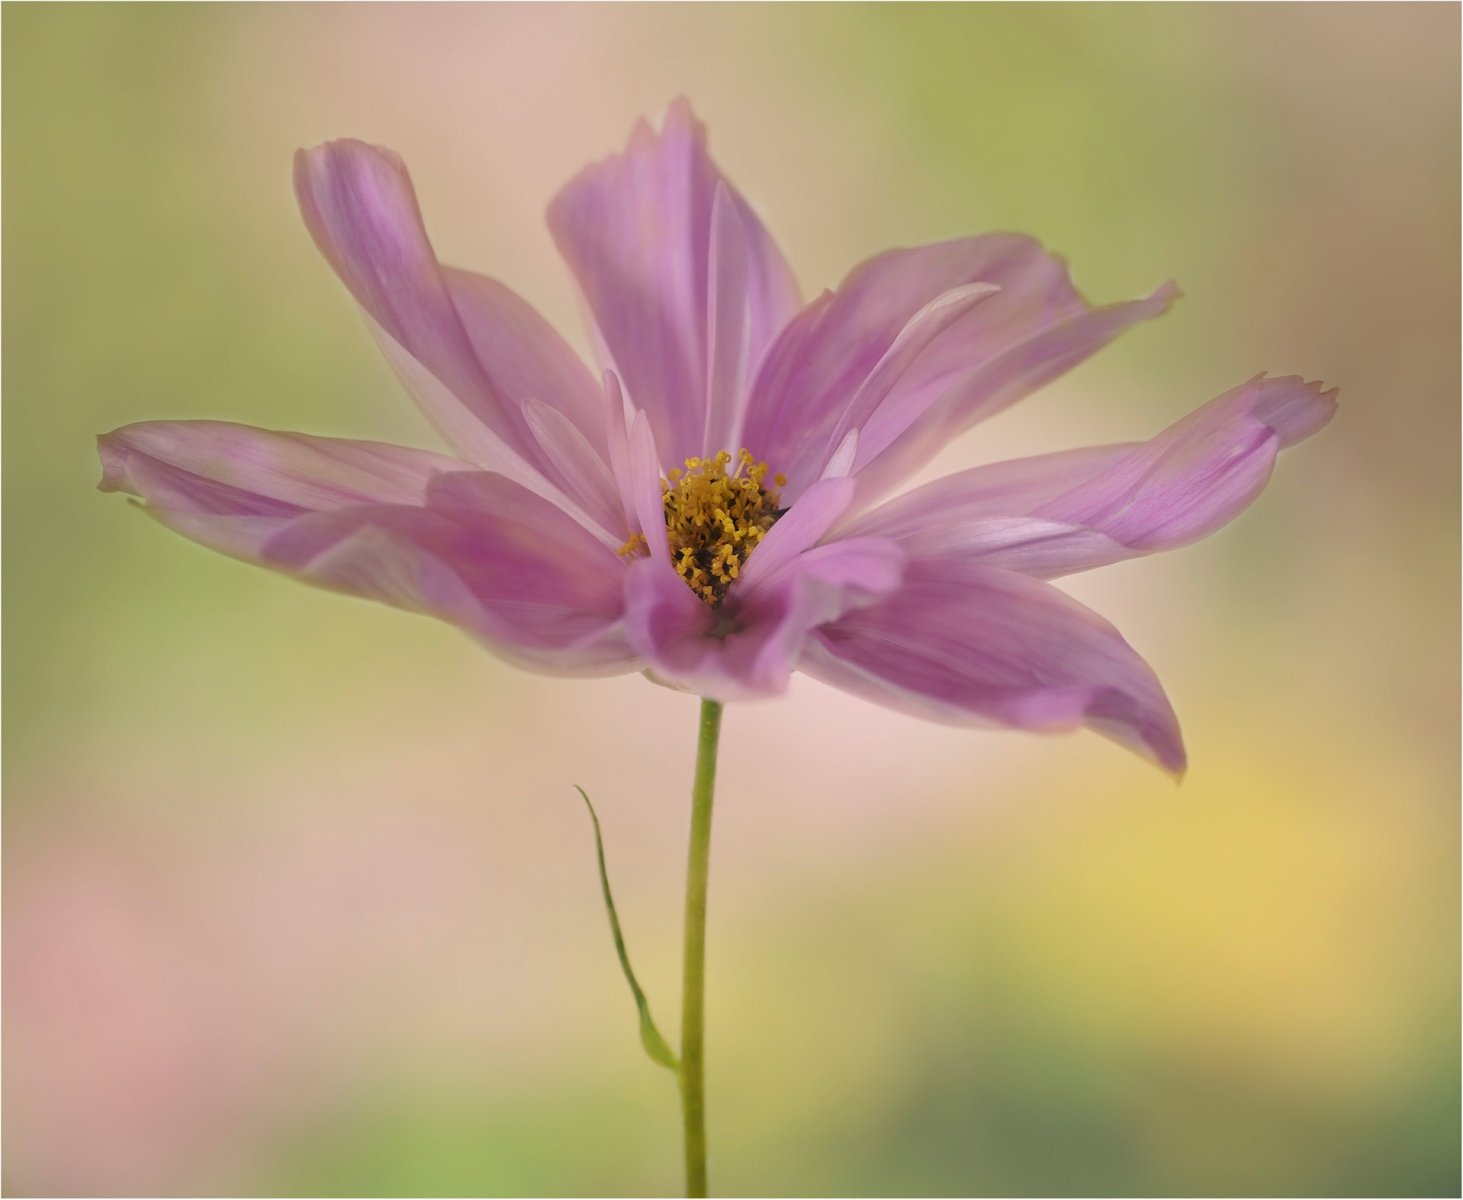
575, 786, 679, 1072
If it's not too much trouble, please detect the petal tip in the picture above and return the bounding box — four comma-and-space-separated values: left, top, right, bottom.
96, 428, 138, 495
292, 137, 357, 189
294, 136, 397, 166
1148, 723, 1188, 780
96, 432, 124, 492
1158, 743, 1189, 782
1083, 681, 1186, 779
1252, 373, 1339, 446
292, 138, 411, 222
664, 95, 700, 127
1151, 279, 1183, 307
660, 97, 707, 152
1132, 730, 1188, 781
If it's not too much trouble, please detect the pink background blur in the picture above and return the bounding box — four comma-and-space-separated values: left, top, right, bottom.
5, 4, 1458, 1195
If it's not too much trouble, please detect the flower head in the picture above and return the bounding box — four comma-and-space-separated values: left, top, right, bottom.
98, 99, 1335, 775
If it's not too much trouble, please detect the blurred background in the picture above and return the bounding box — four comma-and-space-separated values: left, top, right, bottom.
4, 4, 1457, 1196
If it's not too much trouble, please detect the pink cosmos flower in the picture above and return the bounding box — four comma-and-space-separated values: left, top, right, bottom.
98, 100, 1334, 776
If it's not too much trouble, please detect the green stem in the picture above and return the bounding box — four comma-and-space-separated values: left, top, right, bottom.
680, 698, 723, 1198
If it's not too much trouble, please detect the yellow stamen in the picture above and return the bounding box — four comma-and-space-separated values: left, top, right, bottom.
616, 531, 649, 559
619, 448, 785, 606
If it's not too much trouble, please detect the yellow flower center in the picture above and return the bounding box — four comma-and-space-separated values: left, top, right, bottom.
619, 449, 787, 606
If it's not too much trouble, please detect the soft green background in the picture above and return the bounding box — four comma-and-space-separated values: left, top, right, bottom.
4, 4, 1458, 1196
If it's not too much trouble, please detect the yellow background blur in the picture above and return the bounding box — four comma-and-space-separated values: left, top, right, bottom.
4, 4, 1457, 1196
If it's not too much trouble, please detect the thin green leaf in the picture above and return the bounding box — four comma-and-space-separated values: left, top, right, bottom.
575, 786, 680, 1072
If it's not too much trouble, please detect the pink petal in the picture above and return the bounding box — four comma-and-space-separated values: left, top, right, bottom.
623, 535, 904, 701
520, 398, 622, 533
739, 234, 1174, 503
703, 183, 755, 454
844, 443, 1131, 538
802, 558, 1186, 775
601, 369, 647, 547
294, 140, 612, 506
733, 476, 855, 591
846, 514, 1126, 580
621, 557, 721, 692
442, 265, 611, 461
365, 314, 620, 546
547, 99, 801, 467
822, 428, 860, 481
98, 420, 463, 505
294, 142, 512, 444
627, 408, 671, 564
97, 420, 463, 558
1032, 374, 1336, 552
848, 374, 1337, 577
749, 280, 1000, 497
98, 420, 636, 674
826, 283, 1002, 464
850, 283, 1179, 507
261, 473, 634, 674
